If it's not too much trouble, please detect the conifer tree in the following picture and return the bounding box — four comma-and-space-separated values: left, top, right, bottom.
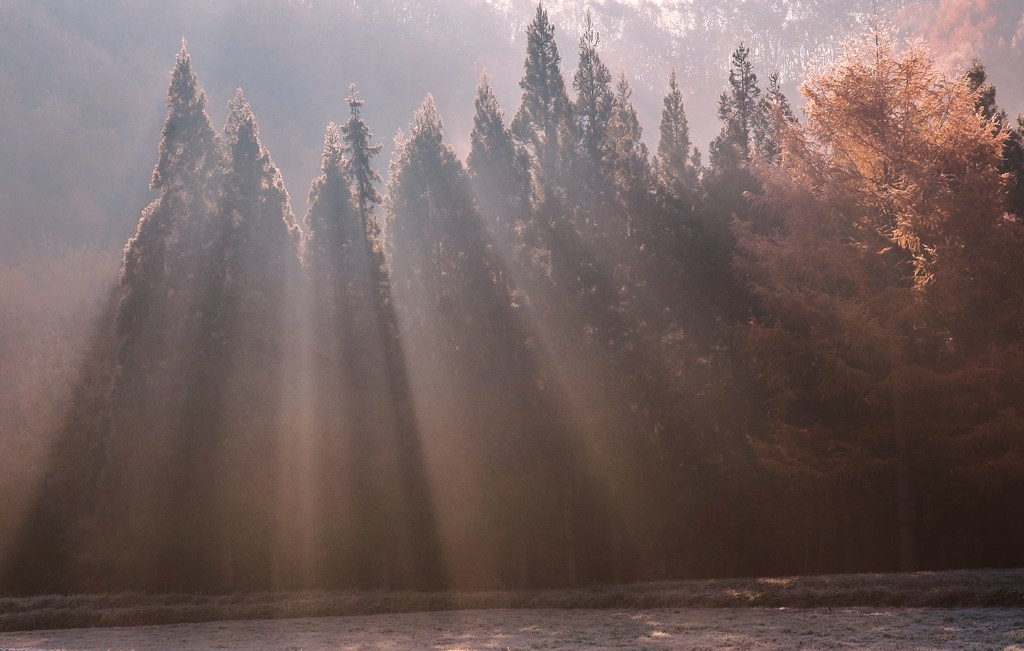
388, 96, 501, 578
709, 44, 762, 174
966, 61, 1024, 219
388, 97, 500, 368
118, 41, 220, 351
304, 125, 354, 276
98, 42, 223, 590
389, 96, 572, 587
205, 89, 301, 590
511, 3, 572, 195
698, 43, 765, 324
608, 72, 650, 227
654, 69, 698, 212
341, 85, 383, 226
572, 11, 614, 201
337, 87, 445, 590
297, 123, 356, 584
217, 90, 301, 341
468, 72, 531, 251
752, 71, 796, 163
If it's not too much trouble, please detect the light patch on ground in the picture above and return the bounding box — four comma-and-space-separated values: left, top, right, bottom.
1, 606, 1023, 650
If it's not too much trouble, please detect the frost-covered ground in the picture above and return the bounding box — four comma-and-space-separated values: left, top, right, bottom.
1, 606, 1022, 650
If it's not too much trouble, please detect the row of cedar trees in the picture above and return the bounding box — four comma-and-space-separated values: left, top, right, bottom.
6, 8, 1024, 593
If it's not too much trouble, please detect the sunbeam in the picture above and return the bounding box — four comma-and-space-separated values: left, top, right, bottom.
4, 0, 1024, 606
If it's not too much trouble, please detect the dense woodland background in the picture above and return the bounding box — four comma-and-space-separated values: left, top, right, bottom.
2, 0, 1024, 594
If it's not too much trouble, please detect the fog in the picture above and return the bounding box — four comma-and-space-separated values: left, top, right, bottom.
2, 0, 1024, 595
7, 0, 1021, 263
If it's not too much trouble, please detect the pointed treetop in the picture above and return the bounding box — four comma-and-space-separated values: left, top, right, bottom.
474, 71, 502, 119
471, 74, 506, 150
469, 69, 519, 181
573, 9, 614, 162
657, 67, 691, 166
655, 67, 696, 202
511, 1, 571, 185
611, 72, 645, 151
225, 88, 258, 143
152, 41, 217, 190
532, 2, 550, 30
342, 83, 383, 218
321, 122, 344, 176
390, 94, 459, 187
165, 38, 205, 111
513, 2, 569, 134
346, 83, 365, 115
752, 70, 797, 163
412, 94, 444, 144
710, 42, 763, 172
223, 88, 271, 177
167, 40, 200, 108
580, 10, 599, 50
304, 121, 354, 249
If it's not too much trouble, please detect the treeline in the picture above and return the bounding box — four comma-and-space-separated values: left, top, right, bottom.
4, 9, 1024, 594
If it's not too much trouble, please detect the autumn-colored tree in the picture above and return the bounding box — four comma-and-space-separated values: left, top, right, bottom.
737, 28, 1024, 571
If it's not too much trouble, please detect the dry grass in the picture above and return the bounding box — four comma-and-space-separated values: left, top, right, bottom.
1, 568, 1021, 633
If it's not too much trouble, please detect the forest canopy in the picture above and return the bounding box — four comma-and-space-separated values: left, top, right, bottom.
2, 7, 1023, 594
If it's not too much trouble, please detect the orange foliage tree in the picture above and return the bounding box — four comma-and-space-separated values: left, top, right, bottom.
736, 28, 1024, 571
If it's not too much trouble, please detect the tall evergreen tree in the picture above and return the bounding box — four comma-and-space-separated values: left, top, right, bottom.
511, 3, 572, 197
304, 125, 354, 276
699, 43, 765, 325
118, 41, 220, 342
341, 85, 383, 226
608, 72, 650, 232
388, 97, 504, 384
204, 89, 301, 591
339, 86, 445, 590
654, 69, 699, 213
965, 61, 1024, 219
709, 44, 762, 175
389, 96, 570, 587
468, 72, 531, 254
92, 42, 224, 591
572, 10, 614, 204
299, 123, 356, 585
752, 71, 796, 163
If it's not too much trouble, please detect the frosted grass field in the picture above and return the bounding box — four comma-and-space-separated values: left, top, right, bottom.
1, 606, 1023, 650
1, 570, 1021, 649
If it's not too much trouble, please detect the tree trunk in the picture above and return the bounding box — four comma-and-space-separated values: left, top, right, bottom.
894, 394, 917, 572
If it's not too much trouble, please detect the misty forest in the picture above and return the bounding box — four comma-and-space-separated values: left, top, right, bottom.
2, 1, 1024, 597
